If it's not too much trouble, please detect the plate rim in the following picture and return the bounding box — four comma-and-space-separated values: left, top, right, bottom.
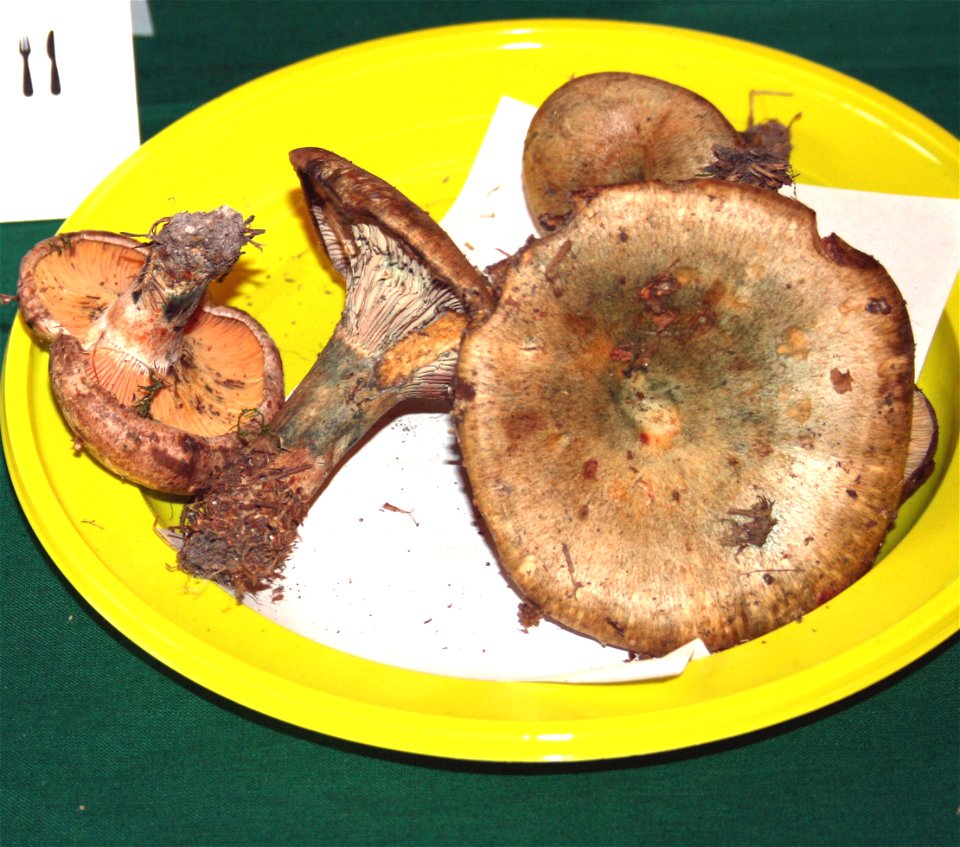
2, 17, 958, 763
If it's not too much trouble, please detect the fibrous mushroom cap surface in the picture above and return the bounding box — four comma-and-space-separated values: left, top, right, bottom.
455, 180, 914, 656
522, 72, 743, 231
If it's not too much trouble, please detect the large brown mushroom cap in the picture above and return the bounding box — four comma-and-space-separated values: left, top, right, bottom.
17, 215, 285, 494
454, 180, 915, 656
522, 72, 745, 233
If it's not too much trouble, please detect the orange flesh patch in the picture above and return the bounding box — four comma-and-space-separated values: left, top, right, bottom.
34, 239, 145, 337
84, 309, 267, 437
374, 311, 466, 388
149, 310, 268, 436
87, 291, 185, 374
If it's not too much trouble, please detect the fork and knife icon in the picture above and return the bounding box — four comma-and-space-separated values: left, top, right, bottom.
19, 31, 61, 97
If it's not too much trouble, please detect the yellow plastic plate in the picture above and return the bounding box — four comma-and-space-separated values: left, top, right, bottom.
2, 20, 957, 762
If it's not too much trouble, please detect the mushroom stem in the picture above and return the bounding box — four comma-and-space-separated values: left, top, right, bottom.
176, 330, 456, 596
176, 149, 490, 597
84, 208, 261, 400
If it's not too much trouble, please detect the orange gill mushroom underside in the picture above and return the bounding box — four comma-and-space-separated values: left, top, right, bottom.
17, 212, 284, 495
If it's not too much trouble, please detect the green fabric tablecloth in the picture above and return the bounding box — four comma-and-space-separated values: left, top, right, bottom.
1, 2, 957, 845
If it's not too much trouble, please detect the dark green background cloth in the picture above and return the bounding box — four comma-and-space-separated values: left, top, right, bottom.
2, 2, 957, 844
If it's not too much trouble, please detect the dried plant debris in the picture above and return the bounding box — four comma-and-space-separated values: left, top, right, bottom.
702, 143, 794, 191
721, 496, 778, 551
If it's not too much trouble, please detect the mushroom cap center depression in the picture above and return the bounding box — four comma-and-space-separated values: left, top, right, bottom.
491, 254, 790, 510
618, 372, 681, 450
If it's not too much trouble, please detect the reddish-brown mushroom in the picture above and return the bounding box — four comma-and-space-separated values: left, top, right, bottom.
454, 180, 914, 657
16, 208, 285, 494
522, 72, 793, 233
176, 149, 494, 596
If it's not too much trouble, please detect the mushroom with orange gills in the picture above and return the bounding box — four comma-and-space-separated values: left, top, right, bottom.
16, 207, 285, 495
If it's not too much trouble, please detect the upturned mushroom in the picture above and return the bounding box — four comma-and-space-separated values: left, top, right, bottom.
454, 179, 915, 657
522, 71, 794, 233
176, 148, 494, 597
16, 207, 285, 494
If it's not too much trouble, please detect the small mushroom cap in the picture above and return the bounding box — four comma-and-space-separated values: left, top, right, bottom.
289, 147, 494, 321
18, 229, 284, 494
522, 72, 743, 232
455, 180, 915, 656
